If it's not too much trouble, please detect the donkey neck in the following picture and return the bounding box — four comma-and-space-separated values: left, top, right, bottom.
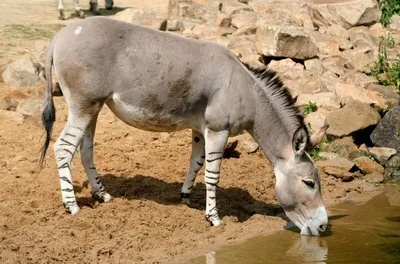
247, 77, 303, 166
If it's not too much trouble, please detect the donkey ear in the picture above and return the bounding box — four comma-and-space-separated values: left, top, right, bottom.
309, 125, 329, 149
292, 127, 308, 157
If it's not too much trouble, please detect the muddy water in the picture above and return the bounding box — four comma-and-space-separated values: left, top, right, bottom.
191, 185, 400, 264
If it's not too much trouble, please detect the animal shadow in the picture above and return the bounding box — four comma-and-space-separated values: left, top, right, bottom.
99, 173, 285, 222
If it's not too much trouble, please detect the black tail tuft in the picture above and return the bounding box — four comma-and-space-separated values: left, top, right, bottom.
40, 98, 56, 166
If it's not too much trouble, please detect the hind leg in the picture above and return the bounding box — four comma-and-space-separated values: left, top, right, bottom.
79, 113, 112, 202
89, 0, 101, 15
58, 0, 65, 20
73, 0, 85, 18
181, 130, 205, 204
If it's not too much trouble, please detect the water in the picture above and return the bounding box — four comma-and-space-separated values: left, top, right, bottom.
191, 185, 400, 264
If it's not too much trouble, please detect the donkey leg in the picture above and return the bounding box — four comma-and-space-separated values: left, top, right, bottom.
54, 115, 92, 215
89, 0, 101, 15
204, 128, 229, 227
73, 0, 85, 19
58, 0, 65, 20
79, 114, 112, 203
181, 130, 205, 204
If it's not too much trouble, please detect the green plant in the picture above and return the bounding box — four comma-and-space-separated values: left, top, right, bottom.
303, 101, 317, 116
377, 0, 400, 27
368, 34, 400, 93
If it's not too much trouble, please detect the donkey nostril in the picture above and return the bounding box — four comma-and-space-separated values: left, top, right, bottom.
319, 224, 326, 232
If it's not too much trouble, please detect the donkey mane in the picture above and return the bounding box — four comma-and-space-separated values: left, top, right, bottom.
242, 63, 307, 138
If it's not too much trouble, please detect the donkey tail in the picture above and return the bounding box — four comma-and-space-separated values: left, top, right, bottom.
40, 37, 57, 166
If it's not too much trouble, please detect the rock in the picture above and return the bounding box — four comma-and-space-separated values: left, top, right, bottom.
304, 58, 324, 75
326, 100, 381, 137
349, 150, 369, 160
305, 112, 326, 134
321, 57, 345, 77
227, 35, 256, 58
322, 24, 349, 39
231, 11, 258, 36
2, 55, 42, 88
364, 172, 384, 183
348, 26, 380, 50
216, 14, 231, 27
240, 139, 259, 154
311, 0, 380, 29
369, 147, 397, 165
385, 154, 400, 170
324, 167, 354, 181
389, 15, 400, 30
370, 104, 400, 152
341, 71, 378, 89
353, 156, 385, 174
319, 152, 340, 160
112, 9, 168, 30
359, 144, 369, 152
240, 55, 266, 70
0, 110, 25, 125
314, 35, 341, 56
255, 25, 318, 60
316, 157, 355, 171
366, 84, 400, 101
221, 1, 251, 16
299, 76, 328, 94
16, 99, 43, 117
295, 92, 341, 111
342, 47, 376, 73
328, 137, 358, 159
0, 90, 30, 111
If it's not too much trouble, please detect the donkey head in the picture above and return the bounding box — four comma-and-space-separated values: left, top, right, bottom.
274, 125, 329, 236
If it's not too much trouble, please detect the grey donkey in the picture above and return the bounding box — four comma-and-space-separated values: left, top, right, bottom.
58, 0, 114, 20
41, 17, 329, 236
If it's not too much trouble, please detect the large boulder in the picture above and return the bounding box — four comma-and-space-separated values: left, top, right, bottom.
255, 25, 318, 60
326, 100, 381, 137
369, 147, 397, 165
316, 157, 355, 171
111, 9, 167, 30
2, 55, 42, 88
227, 35, 256, 58
16, 99, 43, 117
311, 0, 380, 29
353, 156, 385, 174
0, 90, 30, 111
371, 103, 400, 152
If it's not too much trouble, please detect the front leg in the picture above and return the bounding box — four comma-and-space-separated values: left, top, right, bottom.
181, 130, 205, 204
204, 128, 229, 226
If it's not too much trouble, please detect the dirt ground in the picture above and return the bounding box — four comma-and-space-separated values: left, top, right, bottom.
0, 0, 376, 263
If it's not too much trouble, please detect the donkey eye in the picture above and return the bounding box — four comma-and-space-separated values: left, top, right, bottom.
302, 180, 315, 188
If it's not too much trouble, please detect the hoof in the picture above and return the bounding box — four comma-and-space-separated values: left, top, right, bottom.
58, 11, 66, 20
67, 205, 80, 215
93, 10, 101, 16
206, 215, 225, 227
93, 192, 113, 203
76, 10, 85, 19
180, 192, 191, 205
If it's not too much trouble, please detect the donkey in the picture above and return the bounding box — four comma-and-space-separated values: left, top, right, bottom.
58, 0, 114, 20
41, 17, 329, 236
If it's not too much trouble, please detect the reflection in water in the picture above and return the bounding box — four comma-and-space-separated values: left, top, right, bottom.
286, 236, 328, 264
192, 186, 400, 264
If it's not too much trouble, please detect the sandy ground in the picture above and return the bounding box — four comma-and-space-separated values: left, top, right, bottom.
0, 0, 375, 263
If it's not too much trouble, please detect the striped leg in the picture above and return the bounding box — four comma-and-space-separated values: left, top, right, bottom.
181, 130, 205, 204
79, 114, 112, 203
73, 0, 85, 18
204, 128, 228, 226
58, 0, 65, 20
54, 115, 92, 215
89, 0, 100, 15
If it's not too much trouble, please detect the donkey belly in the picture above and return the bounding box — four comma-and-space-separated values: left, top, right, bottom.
106, 97, 193, 132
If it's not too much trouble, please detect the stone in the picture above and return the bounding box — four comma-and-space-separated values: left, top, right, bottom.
240, 139, 259, 154
324, 24, 349, 39
255, 25, 318, 60
304, 58, 324, 75
316, 157, 355, 171
349, 150, 369, 160
326, 100, 381, 137
240, 55, 266, 70
341, 71, 378, 89
267, 58, 300, 74
389, 15, 400, 30
348, 26, 380, 50
220, 1, 251, 16
314, 35, 341, 56
311, 0, 380, 29
319, 152, 340, 160
305, 112, 326, 134
328, 137, 359, 159
385, 154, 400, 170
321, 57, 345, 77
366, 84, 400, 101
111, 9, 168, 30
0, 110, 25, 125
364, 172, 384, 183
0, 90, 30, 111
16, 99, 43, 117
227, 35, 256, 58
2, 55, 41, 88
299, 76, 328, 94
371, 104, 400, 152
231, 11, 259, 36
369, 147, 397, 165
342, 48, 376, 73
353, 156, 385, 174
324, 167, 354, 181
295, 92, 341, 111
